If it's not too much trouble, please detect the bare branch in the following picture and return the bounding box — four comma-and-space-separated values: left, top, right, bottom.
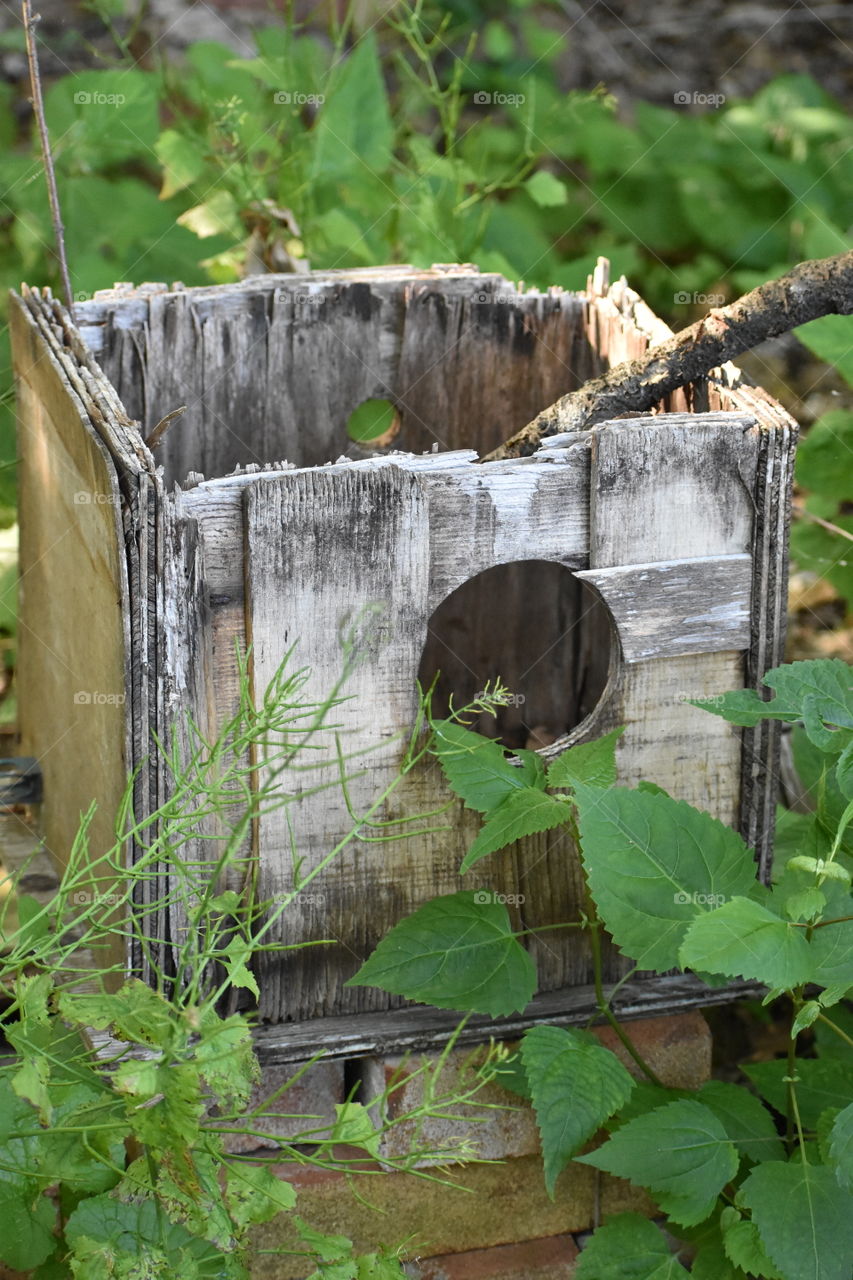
485, 251, 853, 461
22, 0, 74, 315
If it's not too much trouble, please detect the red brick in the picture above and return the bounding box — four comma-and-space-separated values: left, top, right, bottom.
356, 1043, 539, 1164
414, 1235, 579, 1279
591, 1012, 711, 1088
223, 1058, 345, 1153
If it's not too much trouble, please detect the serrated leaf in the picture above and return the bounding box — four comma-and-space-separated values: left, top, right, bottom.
58, 980, 176, 1049
744, 1058, 853, 1129
573, 784, 756, 970
546, 727, 625, 791
576, 1100, 739, 1226
521, 1026, 635, 1195
783, 885, 827, 922
226, 1162, 296, 1229
740, 1160, 853, 1280
679, 896, 813, 987
695, 660, 853, 746
807, 894, 853, 988
432, 719, 543, 814
837, 740, 853, 800
574, 1212, 689, 1278
829, 1101, 853, 1190
345, 890, 536, 1017
697, 1080, 785, 1164
222, 935, 260, 998
720, 1211, 784, 1279
460, 787, 573, 873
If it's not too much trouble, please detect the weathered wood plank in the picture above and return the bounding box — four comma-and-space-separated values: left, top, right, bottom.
11, 295, 132, 903
244, 466, 432, 1019
251, 974, 762, 1063
576, 553, 752, 661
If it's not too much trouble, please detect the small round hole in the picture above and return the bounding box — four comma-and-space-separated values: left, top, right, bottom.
346, 397, 400, 446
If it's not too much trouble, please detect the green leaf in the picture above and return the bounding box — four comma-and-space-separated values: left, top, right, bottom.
460, 787, 573, 873
521, 1026, 635, 1195
574, 1212, 689, 1278
178, 190, 243, 240
312, 34, 393, 181
796, 314, 853, 389
740, 1160, 853, 1280
696, 1080, 785, 1164
0, 1185, 56, 1271
346, 890, 536, 1017
432, 719, 544, 814
719, 1208, 784, 1279
679, 896, 813, 987
815, 1002, 853, 1061
807, 894, 853, 988
573, 784, 756, 970
156, 128, 205, 200
576, 1100, 739, 1226
525, 170, 569, 207
795, 409, 853, 502
225, 1162, 296, 1229
744, 1058, 853, 1129
330, 1102, 380, 1158
546, 728, 625, 791
829, 1101, 853, 1190
792, 999, 823, 1037
222, 935, 260, 998
58, 981, 177, 1050
114, 1058, 203, 1149
193, 1007, 257, 1109
700, 661, 853, 754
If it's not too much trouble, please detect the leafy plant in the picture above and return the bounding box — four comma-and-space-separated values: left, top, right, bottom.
0, 638, 512, 1278
350, 659, 853, 1278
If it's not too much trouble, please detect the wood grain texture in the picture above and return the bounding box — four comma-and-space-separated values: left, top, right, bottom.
576, 553, 752, 661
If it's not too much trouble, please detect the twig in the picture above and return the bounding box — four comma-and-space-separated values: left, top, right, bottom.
486, 251, 853, 460
145, 405, 187, 451
22, 0, 74, 315
793, 502, 853, 545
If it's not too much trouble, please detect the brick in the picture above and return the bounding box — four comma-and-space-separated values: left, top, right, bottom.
223, 1059, 345, 1154
355, 1012, 711, 1166
355, 1043, 539, 1164
249, 1154, 651, 1279
412, 1234, 579, 1279
591, 1012, 712, 1089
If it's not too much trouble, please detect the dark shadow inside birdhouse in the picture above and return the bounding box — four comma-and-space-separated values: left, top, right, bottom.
418, 562, 613, 750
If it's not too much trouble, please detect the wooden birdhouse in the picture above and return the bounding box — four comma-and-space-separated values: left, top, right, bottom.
11, 265, 796, 1057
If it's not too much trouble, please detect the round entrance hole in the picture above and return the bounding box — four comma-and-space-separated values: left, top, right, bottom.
417, 561, 613, 751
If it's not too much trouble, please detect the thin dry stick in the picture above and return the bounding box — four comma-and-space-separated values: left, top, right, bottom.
22, 0, 74, 315
486, 251, 853, 460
